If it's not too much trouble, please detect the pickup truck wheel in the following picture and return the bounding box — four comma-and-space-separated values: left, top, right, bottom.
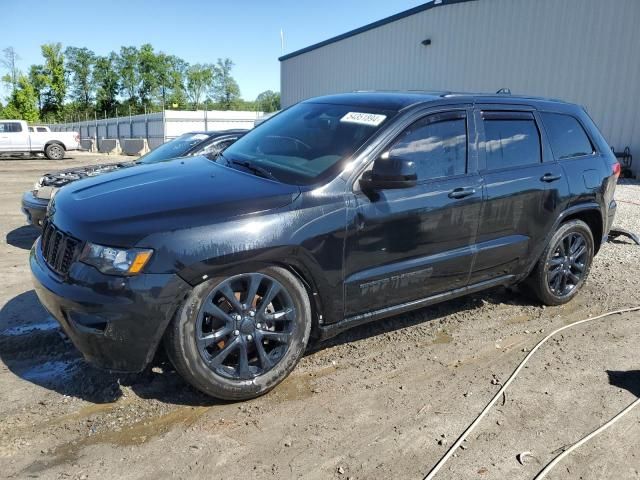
165, 267, 311, 401
44, 143, 65, 160
528, 220, 594, 306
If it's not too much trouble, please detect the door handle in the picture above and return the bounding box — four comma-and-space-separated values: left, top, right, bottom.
541, 173, 562, 182
448, 187, 476, 199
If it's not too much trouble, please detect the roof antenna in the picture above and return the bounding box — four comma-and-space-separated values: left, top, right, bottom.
496, 88, 511, 95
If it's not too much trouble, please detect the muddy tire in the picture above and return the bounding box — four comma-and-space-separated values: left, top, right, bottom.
44, 143, 65, 160
528, 219, 594, 306
164, 266, 311, 401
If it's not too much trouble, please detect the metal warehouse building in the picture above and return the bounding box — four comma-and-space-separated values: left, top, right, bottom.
280, 0, 640, 175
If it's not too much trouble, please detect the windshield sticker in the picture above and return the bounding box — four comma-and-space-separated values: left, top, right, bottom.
340, 112, 387, 127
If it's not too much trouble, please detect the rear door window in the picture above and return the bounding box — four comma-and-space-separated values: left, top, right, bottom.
0, 122, 23, 133
482, 112, 541, 170
388, 111, 467, 181
540, 112, 594, 159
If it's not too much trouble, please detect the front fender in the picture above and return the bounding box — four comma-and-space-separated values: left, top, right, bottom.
139, 192, 349, 326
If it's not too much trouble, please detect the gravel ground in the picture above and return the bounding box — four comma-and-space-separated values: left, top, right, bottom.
0, 153, 639, 479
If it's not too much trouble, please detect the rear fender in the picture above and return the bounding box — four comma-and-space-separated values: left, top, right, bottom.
520, 202, 603, 280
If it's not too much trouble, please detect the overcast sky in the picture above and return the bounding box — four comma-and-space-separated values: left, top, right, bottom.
1, 0, 426, 100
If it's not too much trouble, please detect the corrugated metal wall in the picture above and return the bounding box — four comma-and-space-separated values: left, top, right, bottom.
48, 110, 262, 149
281, 0, 640, 173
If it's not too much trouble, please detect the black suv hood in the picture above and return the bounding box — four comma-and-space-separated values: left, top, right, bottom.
49, 156, 300, 247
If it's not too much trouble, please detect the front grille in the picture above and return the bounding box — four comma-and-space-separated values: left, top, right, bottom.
41, 220, 81, 275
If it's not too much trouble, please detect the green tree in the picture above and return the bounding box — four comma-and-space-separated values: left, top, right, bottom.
137, 44, 161, 110
1, 47, 20, 94
255, 90, 280, 113
93, 53, 120, 116
28, 64, 47, 114
165, 55, 188, 109
185, 63, 215, 110
40, 43, 66, 120
211, 58, 240, 110
65, 46, 96, 111
117, 46, 139, 108
1, 74, 39, 122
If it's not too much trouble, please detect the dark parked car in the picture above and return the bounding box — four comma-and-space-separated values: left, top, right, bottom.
21, 130, 246, 228
30, 92, 619, 400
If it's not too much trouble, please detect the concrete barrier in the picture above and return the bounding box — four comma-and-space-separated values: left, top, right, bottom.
121, 138, 149, 156
80, 138, 96, 152
97, 139, 121, 154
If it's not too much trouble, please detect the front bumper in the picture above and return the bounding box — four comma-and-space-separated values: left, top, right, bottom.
30, 238, 192, 372
21, 191, 48, 228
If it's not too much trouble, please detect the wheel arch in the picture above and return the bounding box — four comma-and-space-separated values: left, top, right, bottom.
521, 202, 604, 281
559, 205, 603, 254
44, 140, 66, 150
177, 248, 331, 339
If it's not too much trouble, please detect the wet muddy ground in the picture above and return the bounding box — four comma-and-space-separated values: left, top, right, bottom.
1, 153, 639, 479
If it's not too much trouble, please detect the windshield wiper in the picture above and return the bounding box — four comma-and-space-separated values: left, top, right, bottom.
215, 151, 278, 181
229, 159, 278, 181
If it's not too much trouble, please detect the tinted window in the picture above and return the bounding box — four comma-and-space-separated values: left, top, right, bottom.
197, 137, 237, 157
221, 102, 396, 185
483, 117, 541, 170
0, 122, 23, 133
137, 133, 210, 164
541, 112, 594, 159
37, 127, 48, 132
389, 114, 466, 180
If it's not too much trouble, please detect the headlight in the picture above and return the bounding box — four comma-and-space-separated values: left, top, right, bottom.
79, 243, 153, 276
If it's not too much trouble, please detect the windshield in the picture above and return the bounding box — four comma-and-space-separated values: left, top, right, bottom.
219, 102, 396, 185
138, 133, 210, 164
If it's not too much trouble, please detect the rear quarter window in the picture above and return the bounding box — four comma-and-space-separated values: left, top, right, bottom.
541, 112, 594, 159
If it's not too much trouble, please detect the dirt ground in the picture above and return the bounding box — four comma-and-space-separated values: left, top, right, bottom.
1, 152, 639, 480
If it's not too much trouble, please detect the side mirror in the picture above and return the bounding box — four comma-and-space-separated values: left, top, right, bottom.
360, 154, 418, 191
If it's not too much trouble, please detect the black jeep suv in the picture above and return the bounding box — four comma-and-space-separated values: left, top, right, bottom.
31, 92, 619, 400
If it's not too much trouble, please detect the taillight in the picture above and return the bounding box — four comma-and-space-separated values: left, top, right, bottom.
613, 162, 621, 178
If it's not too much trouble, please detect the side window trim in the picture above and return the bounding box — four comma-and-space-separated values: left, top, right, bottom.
384, 110, 470, 185
477, 109, 543, 172
348, 105, 477, 192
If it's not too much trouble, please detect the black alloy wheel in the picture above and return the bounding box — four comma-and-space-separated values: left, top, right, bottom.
546, 231, 589, 297
165, 266, 311, 400
195, 273, 296, 380
528, 219, 594, 306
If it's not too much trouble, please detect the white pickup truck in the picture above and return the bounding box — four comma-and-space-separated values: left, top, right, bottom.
0, 120, 81, 160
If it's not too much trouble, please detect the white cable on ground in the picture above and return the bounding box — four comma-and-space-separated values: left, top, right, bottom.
423, 305, 640, 480
533, 396, 640, 479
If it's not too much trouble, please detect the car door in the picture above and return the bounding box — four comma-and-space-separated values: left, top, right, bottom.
7, 121, 29, 150
0, 122, 12, 151
343, 109, 483, 316
469, 107, 566, 284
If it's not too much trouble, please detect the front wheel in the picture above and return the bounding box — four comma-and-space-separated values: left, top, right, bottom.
528, 219, 594, 306
44, 143, 65, 160
165, 266, 311, 400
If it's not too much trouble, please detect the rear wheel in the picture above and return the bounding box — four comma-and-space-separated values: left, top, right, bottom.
44, 143, 65, 160
528, 220, 594, 306
165, 266, 311, 400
